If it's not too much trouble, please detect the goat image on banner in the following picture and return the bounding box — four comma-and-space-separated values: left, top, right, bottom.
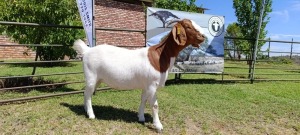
146, 7, 225, 73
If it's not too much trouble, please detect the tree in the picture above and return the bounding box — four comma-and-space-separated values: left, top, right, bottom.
225, 23, 248, 59
0, 0, 84, 61
233, 0, 272, 58
153, 0, 201, 13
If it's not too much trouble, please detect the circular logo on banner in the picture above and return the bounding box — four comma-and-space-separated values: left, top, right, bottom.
208, 16, 224, 37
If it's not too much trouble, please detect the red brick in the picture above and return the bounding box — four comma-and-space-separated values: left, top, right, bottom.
0, 0, 146, 59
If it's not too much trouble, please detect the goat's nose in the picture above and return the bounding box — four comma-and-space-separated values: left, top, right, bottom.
201, 34, 205, 38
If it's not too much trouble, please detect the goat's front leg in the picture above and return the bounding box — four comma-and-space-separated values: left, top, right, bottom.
141, 85, 163, 131
150, 92, 163, 131
138, 85, 163, 131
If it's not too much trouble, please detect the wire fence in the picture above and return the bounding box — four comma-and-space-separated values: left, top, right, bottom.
222, 36, 300, 83
0, 21, 300, 104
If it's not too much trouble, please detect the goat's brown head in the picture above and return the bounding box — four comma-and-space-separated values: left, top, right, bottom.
147, 19, 206, 73
171, 19, 206, 48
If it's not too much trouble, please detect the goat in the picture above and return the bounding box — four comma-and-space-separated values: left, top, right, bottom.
73, 19, 205, 132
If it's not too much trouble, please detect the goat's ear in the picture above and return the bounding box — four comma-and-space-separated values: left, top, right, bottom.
172, 23, 187, 46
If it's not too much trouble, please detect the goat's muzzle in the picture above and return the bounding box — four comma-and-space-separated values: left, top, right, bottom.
191, 34, 206, 48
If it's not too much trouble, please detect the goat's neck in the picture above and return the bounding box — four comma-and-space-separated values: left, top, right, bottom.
148, 34, 185, 73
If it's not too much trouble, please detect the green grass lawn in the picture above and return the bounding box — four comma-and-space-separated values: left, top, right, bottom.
0, 81, 299, 134
0, 61, 300, 134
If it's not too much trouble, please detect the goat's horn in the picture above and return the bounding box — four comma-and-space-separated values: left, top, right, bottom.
165, 19, 181, 28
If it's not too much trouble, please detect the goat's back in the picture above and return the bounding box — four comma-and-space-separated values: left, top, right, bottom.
84, 45, 148, 67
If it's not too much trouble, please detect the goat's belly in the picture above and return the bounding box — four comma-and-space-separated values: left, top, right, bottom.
97, 68, 162, 90
96, 68, 149, 90
103, 79, 145, 90
100, 73, 166, 90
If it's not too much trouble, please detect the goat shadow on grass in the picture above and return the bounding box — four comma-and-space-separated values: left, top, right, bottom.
60, 103, 152, 124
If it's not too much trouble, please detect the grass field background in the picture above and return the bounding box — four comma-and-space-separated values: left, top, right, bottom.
0, 60, 300, 134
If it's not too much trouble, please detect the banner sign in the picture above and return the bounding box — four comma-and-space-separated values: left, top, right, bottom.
77, 0, 93, 47
146, 7, 225, 73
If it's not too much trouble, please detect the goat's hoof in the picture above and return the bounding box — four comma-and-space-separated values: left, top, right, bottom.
138, 118, 145, 122
156, 129, 163, 133
88, 114, 95, 119
154, 122, 163, 132
138, 115, 145, 122
138, 121, 145, 125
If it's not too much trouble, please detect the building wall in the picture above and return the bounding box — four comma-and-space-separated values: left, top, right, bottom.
0, 35, 36, 60
95, 0, 147, 47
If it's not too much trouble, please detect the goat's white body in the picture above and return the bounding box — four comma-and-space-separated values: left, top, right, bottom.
82, 44, 170, 90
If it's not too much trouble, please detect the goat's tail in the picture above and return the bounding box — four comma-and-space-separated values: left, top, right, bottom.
73, 39, 90, 55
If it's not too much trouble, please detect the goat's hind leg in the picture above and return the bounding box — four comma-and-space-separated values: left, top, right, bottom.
138, 89, 148, 123
84, 78, 97, 119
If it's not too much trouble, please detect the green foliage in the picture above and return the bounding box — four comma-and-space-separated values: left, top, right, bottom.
153, 0, 201, 13
0, 0, 85, 61
292, 56, 300, 65
233, 0, 272, 56
225, 23, 249, 59
267, 56, 293, 65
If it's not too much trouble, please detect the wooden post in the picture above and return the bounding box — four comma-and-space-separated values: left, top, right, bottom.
31, 46, 40, 75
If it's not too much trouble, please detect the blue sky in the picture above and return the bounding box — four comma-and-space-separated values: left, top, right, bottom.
196, 0, 300, 55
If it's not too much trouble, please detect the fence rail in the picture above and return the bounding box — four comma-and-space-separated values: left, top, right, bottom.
0, 87, 111, 104
0, 81, 84, 91
0, 60, 81, 64
0, 21, 145, 33
0, 44, 64, 47
0, 72, 83, 79
225, 36, 300, 44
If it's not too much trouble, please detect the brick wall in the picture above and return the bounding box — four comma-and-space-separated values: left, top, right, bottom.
0, 35, 36, 60
0, 0, 149, 60
95, 0, 147, 47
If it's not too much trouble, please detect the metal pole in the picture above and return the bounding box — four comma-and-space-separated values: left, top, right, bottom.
234, 44, 236, 59
221, 72, 224, 84
250, 0, 265, 84
92, 0, 96, 47
31, 46, 39, 75
290, 38, 293, 59
92, 0, 96, 94
268, 38, 270, 58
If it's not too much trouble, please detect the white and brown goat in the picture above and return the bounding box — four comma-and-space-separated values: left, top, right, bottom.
73, 19, 205, 131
